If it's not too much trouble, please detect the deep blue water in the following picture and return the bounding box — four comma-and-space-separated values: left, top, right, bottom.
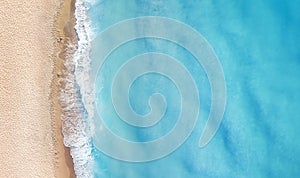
79, 0, 300, 177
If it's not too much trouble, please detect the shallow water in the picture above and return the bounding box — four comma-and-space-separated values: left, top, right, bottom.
71, 0, 300, 177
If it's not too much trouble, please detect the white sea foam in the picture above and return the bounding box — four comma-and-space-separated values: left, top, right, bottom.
74, 0, 95, 135
59, 0, 95, 177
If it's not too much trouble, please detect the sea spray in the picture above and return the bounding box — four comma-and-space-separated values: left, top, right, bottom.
59, 0, 95, 177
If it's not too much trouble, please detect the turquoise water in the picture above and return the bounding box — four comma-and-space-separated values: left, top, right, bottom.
73, 0, 300, 177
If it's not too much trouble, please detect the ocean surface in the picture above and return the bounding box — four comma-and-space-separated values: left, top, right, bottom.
66, 0, 300, 177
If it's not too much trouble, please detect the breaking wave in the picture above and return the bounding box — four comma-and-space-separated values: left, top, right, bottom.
59, 0, 94, 177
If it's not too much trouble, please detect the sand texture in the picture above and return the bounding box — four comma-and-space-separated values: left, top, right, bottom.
52, 0, 77, 177
0, 0, 75, 177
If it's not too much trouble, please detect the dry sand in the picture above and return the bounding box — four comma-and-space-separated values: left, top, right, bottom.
0, 0, 75, 177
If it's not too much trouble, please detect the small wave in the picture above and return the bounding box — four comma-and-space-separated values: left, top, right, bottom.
59, 0, 95, 177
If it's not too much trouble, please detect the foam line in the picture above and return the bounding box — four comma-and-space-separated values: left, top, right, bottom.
59, 0, 95, 177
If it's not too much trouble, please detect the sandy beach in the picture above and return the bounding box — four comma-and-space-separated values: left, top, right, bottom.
0, 0, 75, 177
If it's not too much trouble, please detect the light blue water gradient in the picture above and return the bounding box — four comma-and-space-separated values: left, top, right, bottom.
86, 0, 300, 177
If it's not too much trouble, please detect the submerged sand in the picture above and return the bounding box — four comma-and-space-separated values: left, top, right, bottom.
0, 0, 75, 177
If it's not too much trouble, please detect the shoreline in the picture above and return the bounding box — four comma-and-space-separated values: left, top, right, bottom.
58, 0, 94, 176
52, 0, 77, 177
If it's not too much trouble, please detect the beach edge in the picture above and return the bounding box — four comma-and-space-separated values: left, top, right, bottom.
51, 0, 77, 177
